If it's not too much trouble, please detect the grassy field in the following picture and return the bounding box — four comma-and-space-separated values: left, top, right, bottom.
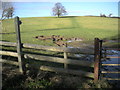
1, 16, 119, 47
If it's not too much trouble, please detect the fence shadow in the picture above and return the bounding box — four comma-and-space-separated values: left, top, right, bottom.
36, 27, 77, 32
20, 27, 77, 34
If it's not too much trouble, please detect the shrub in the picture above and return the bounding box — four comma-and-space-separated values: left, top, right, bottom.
26, 79, 53, 89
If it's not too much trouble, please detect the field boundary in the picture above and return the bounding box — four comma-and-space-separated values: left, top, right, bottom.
0, 16, 106, 83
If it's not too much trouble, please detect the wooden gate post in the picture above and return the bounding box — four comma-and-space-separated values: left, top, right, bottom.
14, 16, 23, 74
64, 43, 68, 69
94, 38, 101, 83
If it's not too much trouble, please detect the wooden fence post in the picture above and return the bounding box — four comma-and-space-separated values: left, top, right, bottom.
94, 38, 100, 83
14, 16, 23, 74
64, 43, 68, 69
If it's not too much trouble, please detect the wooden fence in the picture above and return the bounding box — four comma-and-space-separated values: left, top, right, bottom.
0, 41, 95, 78
0, 16, 103, 83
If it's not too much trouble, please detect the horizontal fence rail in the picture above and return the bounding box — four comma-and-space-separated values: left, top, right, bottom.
106, 56, 120, 58
24, 54, 94, 67
102, 64, 120, 66
0, 41, 17, 47
23, 43, 94, 54
0, 59, 19, 66
40, 66, 94, 78
0, 41, 94, 54
0, 50, 18, 57
101, 71, 120, 73
102, 78, 120, 80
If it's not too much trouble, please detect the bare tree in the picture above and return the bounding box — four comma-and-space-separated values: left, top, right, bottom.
1, 2, 14, 20
108, 13, 112, 17
52, 2, 67, 18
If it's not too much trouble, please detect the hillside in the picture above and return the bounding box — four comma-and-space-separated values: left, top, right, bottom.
1, 16, 119, 47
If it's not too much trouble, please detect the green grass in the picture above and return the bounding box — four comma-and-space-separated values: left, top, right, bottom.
1, 16, 119, 46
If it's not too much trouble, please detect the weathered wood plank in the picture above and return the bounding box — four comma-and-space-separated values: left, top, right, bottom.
40, 65, 94, 78
23, 43, 94, 54
102, 64, 120, 66
0, 59, 19, 65
0, 41, 17, 47
64, 44, 68, 69
102, 78, 120, 80
94, 38, 100, 83
64, 52, 68, 69
0, 41, 94, 54
106, 56, 120, 58
24, 54, 94, 67
101, 71, 120, 73
15, 16, 23, 73
0, 50, 18, 57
